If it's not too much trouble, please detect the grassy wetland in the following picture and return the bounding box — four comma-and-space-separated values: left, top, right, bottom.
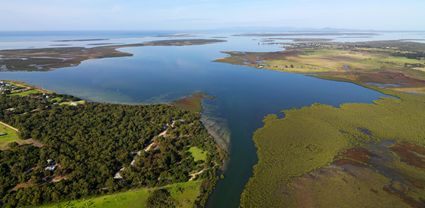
242, 90, 425, 207
217, 40, 425, 207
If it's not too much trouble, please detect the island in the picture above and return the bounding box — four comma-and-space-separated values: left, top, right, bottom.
217, 40, 425, 207
261, 38, 334, 42
0, 81, 224, 207
233, 32, 378, 37
54, 39, 110, 42
0, 39, 226, 71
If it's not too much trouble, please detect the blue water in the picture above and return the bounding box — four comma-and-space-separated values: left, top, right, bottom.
0, 32, 392, 207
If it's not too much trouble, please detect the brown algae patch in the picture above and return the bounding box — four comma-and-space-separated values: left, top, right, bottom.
285, 165, 408, 208
171, 92, 210, 113
391, 143, 425, 169
333, 147, 372, 167
283, 141, 425, 207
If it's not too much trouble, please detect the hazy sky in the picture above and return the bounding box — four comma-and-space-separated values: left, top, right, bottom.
1, 0, 424, 31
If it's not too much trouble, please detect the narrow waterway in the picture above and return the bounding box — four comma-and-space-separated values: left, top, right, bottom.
0, 33, 387, 207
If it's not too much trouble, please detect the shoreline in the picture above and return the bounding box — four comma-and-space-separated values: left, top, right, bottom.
0, 81, 226, 208
214, 41, 425, 207
0, 39, 226, 72
242, 87, 425, 207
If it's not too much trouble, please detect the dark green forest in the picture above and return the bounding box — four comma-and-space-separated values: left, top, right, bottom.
0, 93, 221, 207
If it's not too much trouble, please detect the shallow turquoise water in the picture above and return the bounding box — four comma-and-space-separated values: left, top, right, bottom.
0, 32, 397, 207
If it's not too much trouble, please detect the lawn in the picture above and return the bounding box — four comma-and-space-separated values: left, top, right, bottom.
0, 122, 20, 150
41, 180, 202, 208
50, 97, 63, 103
3, 80, 51, 97
188, 146, 208, 162
10, 89, 41, 97
59, 100, 86, 106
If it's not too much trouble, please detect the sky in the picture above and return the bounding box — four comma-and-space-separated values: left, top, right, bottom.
1, 0, 424, 31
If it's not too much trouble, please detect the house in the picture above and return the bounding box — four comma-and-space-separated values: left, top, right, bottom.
114, 172, 123, 179
45, 159, 57, 171
114, 167, 126, 179
45, 164, 57, 171
6, 108, 15, 112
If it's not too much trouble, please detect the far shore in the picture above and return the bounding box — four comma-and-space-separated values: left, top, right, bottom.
0, 39, 226, 71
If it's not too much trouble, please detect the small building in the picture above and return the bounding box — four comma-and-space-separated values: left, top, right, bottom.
0, 132, 7, 136
114, 167, 125, 180
45, 164, 57, 171
114, 172, 123, 179
45, 159, 57, 171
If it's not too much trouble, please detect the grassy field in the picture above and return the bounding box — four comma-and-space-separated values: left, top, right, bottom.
265, 48, 425, 76
59, 100, 86, 106
217, 45, 425, 94
4, 80, 51, 96
50, 97, 63, 103
188, 146, 208, 162
9, 89, 42, 96
240, 89, 425, 207
0, 122, 20, 150
41, 180, 203, 208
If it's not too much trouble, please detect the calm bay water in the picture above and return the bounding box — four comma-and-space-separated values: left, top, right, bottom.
1, 31, 420, 207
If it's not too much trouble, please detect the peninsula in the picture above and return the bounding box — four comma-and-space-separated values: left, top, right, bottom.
0, 39, 226, 71
0, 81, 224, 207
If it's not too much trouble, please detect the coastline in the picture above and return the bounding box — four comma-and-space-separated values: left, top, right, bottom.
0, 81, 226, 207
214, 42, 425, 207
242, 88, 425, 207
0, 39, 226, 72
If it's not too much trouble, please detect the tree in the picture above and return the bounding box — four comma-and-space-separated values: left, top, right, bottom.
146, 189, 176, 208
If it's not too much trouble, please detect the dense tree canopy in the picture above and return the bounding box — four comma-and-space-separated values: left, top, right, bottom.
0, 93, 221, 207
147, 189, 175, 208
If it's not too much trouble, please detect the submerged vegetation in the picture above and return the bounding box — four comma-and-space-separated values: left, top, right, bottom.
0, 81, 223, 207
218, 40, 425, 207
171, 92, 209, 113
